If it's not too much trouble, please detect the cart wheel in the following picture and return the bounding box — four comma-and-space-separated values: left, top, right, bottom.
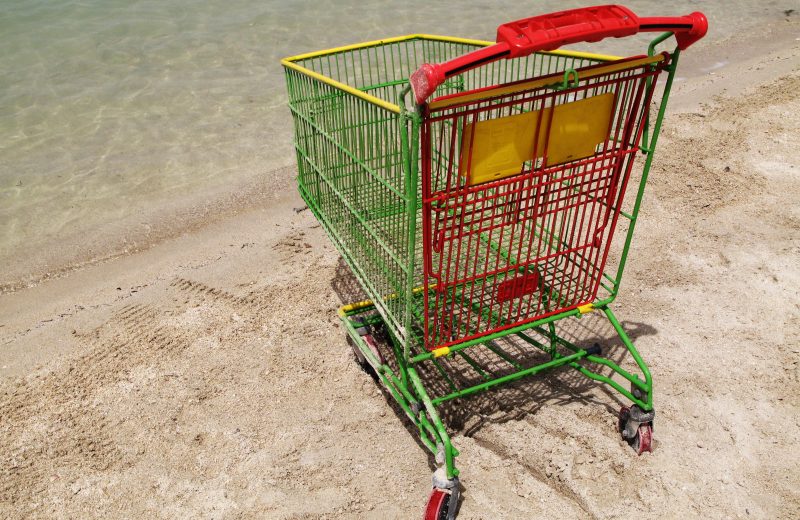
618, 405, 653, 455
362, 333, 386, 366
424, 488, 451, 520
632, 423, 653, 455
618, 405, 630, 436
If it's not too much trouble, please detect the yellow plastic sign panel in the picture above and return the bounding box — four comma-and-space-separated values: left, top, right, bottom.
459, 93, 615, 186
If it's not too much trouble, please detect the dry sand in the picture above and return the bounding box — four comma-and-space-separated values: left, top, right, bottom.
2, 22, 799, 519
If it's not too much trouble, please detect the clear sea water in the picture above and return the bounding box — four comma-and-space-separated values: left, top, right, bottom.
0, 0, 790, 285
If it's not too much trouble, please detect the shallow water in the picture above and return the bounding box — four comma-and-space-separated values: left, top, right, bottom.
0, 0, 791, 285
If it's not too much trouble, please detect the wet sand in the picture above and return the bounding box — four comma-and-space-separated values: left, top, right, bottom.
1, 19, 799, 520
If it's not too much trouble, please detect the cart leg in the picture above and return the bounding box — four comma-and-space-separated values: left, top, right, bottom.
546, 321, 559, 358
427, 439, 460, 519
408, 366, 462, 519
603, 307, 656, 454
605, 307, 653, 408
340, 305, 463, 516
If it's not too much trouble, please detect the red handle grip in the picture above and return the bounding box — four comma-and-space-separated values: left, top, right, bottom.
410, 4, 707, 104
637, 14, 709, 49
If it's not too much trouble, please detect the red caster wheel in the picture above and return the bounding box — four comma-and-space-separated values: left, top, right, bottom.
361, 333, 385, 366
618, 405, 654, 455
632, 423, 653, 455
424, 487, 455, 520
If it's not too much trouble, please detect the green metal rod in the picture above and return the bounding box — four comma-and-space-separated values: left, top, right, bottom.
458, 351, 492, 381
431, 346, 596, 405
648, 31, 676, 58
399, 85, 419, 367
302, 190, 405, 334
290, 106, 405, 199
524, 306, 653, 410
517, 329, 650, 410
431, 357, 459, 393
515, 330, 550, 351
603, 306, 653, 408
605, 47, 681, 303
408, 366, 460, 479
528, 325, 648, 394
384, 321, 410, 388
410, 306, 583, 363
569, 362, 647, 409
382, 371, 438, 453
296, 147, 409, 271
483, 340, 523, 370
642, 32, 675, 149
340, 313, 444, 452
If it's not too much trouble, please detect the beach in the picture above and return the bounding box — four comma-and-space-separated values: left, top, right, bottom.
2, 5, 800, 519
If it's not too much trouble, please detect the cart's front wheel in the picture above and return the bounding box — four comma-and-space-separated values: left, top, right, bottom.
346, 332, 385, 381
424, 487, 456, 520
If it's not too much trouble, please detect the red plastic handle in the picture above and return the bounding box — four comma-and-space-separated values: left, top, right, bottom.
410, 4, 707, 104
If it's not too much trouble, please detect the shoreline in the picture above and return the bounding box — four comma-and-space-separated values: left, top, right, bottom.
0, 165, 296, 294
2, 18, 798, 295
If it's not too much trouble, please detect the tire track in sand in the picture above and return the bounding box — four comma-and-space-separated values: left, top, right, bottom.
0, 298, 196, 513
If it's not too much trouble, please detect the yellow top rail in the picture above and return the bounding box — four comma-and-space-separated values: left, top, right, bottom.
280, 34, 624, 114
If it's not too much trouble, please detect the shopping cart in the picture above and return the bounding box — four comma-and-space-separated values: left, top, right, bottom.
281, 5, 706, 518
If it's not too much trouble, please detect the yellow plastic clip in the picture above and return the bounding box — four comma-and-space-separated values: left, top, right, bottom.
338, 299, 375, 318
432, 347, 451, 358
577, 303, 595, 314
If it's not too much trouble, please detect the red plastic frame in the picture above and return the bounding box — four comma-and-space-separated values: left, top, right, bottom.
410, 4, 707, 104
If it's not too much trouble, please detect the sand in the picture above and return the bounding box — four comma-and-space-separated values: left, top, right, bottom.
2, 21, 799, 519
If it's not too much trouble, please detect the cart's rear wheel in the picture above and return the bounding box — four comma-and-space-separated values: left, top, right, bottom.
618, 405, 654, 455
424, 488, 451, 520
632, 423, 653, 454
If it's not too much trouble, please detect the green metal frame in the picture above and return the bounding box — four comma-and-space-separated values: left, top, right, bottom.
283, 33, 681, 482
